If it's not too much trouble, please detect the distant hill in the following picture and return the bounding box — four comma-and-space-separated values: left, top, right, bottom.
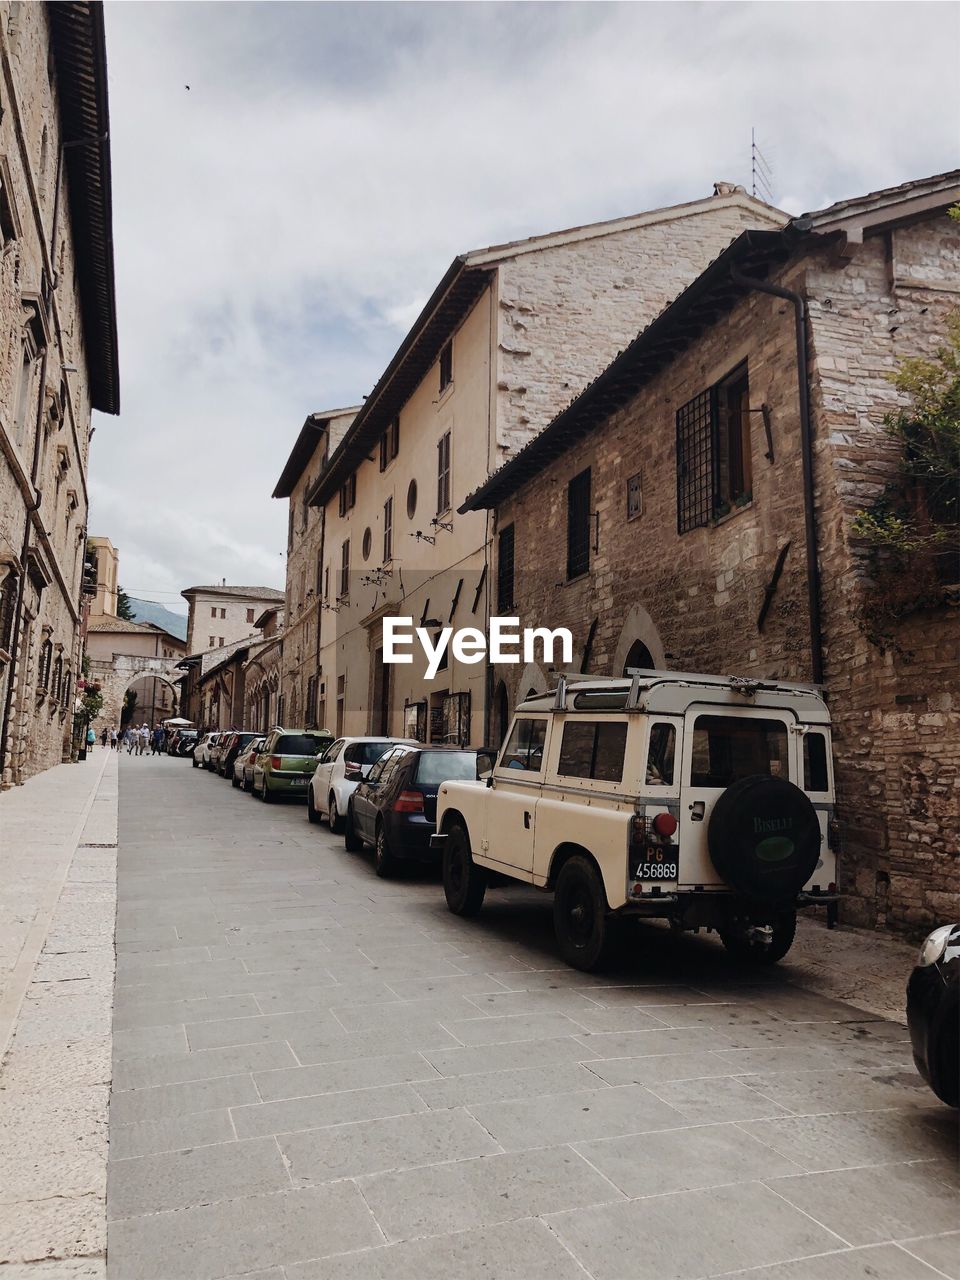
128, 598, 188, 642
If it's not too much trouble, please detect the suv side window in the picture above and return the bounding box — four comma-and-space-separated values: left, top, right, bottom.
499, 718, 548, 773
803, 731, 830, 793
557, 720, 627, 783
646, 722, 676, 786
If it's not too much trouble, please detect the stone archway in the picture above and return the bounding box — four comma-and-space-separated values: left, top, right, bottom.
88, 653, 183, 731
612, 605, 666, 675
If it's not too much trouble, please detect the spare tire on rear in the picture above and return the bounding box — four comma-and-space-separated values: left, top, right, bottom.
708, 774, 821, 904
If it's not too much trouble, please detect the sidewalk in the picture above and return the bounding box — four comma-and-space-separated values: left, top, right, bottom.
0, 747, 119, 1278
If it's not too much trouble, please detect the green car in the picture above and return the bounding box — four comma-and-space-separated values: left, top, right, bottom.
251, 728, 333, 802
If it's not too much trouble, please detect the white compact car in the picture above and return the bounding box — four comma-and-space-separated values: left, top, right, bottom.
307, 736, 417, 832
433, 671, 839, 971
193, 731, 221, 770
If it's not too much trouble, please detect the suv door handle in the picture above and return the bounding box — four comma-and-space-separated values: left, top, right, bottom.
689, 801, 705, 822
523, 810, 532, 829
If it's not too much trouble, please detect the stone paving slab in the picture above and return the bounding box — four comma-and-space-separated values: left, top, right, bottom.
0, 749, 117, 1274
105, 755, 959, 1280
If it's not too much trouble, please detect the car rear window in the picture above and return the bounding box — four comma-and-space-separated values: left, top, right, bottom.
690, 716, 788, 788
276, 734, 326, 755
415, 752, 484, 785
344, 741, 392, 766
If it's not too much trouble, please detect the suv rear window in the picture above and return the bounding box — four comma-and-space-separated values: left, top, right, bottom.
415, 751, 484, 785
344, 741, 392, 766
690, 716, 788, 788
557, 721, 627, 783
276, 734, 326, 755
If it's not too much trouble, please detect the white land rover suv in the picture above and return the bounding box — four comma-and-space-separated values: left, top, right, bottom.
431, 671, 839, 971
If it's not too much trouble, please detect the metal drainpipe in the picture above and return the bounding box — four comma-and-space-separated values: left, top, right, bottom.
729, 265, 824, 686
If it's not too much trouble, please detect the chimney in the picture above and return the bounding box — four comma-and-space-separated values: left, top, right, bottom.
713, 181, 746, 197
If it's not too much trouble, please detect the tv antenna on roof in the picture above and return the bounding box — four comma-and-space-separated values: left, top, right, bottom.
751, 128, 774, 203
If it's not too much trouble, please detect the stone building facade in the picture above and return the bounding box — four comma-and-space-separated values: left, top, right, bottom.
278, 185, 786, 741
182, 583, 285, 655
273, 408, 357, 729
0, 3, 119, 787
178, 607, 284, 733
464, 172, 960, 937
86, 615, 185, 728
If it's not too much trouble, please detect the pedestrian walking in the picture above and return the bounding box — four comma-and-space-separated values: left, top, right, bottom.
100, 727, 108, 749
86, 726, 96, 752
151, 725, 163, 756
125, 727, 135, 754
139, 724, 150, 756
111, 728, 119, 750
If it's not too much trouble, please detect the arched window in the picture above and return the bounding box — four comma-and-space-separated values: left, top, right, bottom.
623, 640, 654, 675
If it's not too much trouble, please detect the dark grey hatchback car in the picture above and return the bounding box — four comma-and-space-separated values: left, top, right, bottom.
343, 745, 495, 878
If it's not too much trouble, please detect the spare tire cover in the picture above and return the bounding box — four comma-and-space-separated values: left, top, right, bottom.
708, 774, 821, 903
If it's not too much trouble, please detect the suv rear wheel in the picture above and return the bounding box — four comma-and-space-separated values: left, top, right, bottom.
720, 910, 797, 965
443, 823, 486, 917
554, 856, 613, 972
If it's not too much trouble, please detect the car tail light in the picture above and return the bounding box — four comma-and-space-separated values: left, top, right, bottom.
652, 812, 678, 839
828, 818, 842, 852
270, 755, 282, 769
344, 762, 362, 779
393, 790, 424, 814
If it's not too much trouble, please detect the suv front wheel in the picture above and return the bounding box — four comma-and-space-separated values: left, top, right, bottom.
443, 823, 486, 917
554, 856, 613, 972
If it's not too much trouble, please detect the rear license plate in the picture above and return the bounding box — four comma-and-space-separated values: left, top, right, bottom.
636, 860, 678, 881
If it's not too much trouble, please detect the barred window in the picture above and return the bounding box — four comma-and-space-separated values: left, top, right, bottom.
676, 363, 752, 534
497, 524, 515, 612
567, 468, 591, 579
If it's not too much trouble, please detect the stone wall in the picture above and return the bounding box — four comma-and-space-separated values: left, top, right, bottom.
280, 444, 325, 730
0, 1, 99, 786
492, 213, 959, 937
495, 197, 785, 457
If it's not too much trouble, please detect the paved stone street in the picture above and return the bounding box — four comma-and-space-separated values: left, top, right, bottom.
107, 756, 959, 1280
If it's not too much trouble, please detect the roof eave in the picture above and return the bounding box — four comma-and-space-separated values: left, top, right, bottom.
48, 2, 120, 414
307, 256, 493, 508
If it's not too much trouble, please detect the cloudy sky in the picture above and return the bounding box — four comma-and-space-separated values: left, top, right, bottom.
88, 1, 959, 615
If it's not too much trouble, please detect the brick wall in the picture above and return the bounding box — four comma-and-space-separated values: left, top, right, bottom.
495, 199, 785, 456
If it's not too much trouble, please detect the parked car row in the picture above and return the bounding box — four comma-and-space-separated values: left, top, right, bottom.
176, 689, 958, 1111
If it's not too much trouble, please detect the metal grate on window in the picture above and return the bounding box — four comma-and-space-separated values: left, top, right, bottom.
676, 388, 716, 534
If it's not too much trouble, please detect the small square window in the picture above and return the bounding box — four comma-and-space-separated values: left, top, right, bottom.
627, 472, 642, 521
